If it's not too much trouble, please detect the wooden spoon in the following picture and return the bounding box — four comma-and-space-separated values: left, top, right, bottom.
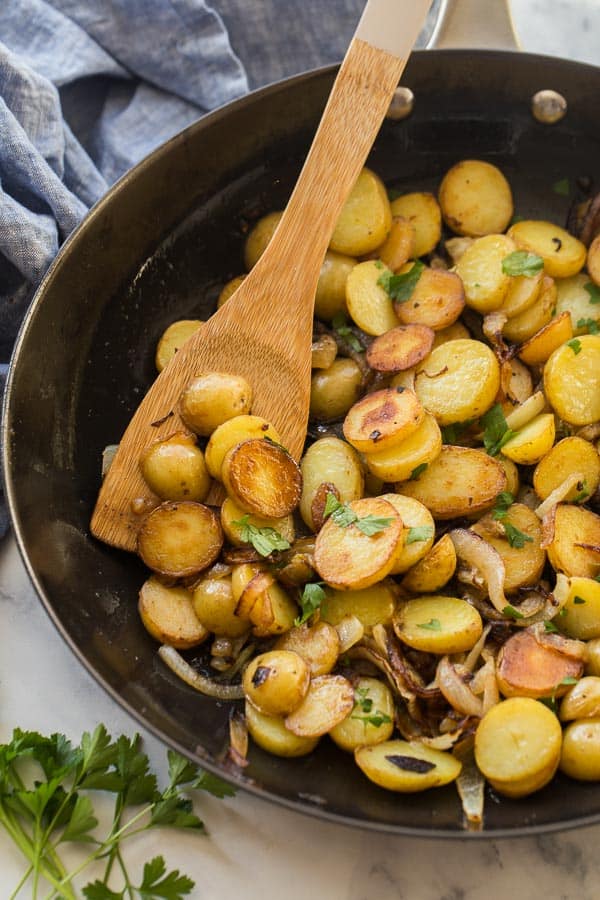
92, 0, 433, 551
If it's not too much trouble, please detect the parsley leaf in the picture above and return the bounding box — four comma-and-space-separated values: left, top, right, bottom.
573, 596, 587, 605
576, 318, 600, 335
139, 856, 195, 899
409, 463, 428, 480
480, 404, 515, 456
440, 419, 475, 444
492, 491, 514, 520
585, 282, 600, 304
232, 515, 291, 557
351, 688, 392, 729
560, 677, 579, 687
503, 605, 525, 620
544, 621, 560, 633
553, 177, 570, 196
378, 260, 425, 303
501, 250, 544, 277
323, 493, 393, 535
503, 522, 534, 549
295, 582, 328, 626
406, 526, 434, 544
417, 618, 442, 631
573, 480, 590, 503
567, 338, 582, 355
331, 312, 363, 352
355, 515, 395, 536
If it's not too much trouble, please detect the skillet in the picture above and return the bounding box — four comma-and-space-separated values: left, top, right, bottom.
3, 5, 600, 836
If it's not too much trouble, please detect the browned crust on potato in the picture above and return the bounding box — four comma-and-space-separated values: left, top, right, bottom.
496, 630, 584, 699
137, 501, 223, 578
366, 324, 435, 373
222, 438, 302, 518
343, 387, 424, 452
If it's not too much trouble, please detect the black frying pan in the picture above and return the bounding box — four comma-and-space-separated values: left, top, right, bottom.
4, 47, 600, 836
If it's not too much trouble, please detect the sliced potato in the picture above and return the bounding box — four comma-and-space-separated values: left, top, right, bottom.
390, 191, 442, 257
561, 719, 600, 781
401, 534, 457, 593
192, 575, 250, 638
559, 576, 600, 640
222, 438, 302, 518
139, 576, 208, 648
471, 503, 545, 593
544, 334, 600, 425
431, 320, 471, 349
393, 265, 465, 331
139, 432, 211, 502
330, 168, 392, 256
315, 250, 356, 321
533, 437, 600, 502
309, 357, 363, 422
497, 455, 520, 497
231, 562, 265, 603
155, 319, 203, 372
496, 629, 584, 699
217, 275, 245, 308
454, 233, 516, 312
330, 677, 395, 751
475, 697, 562, 797
221, 496, 295, 548
179, 372, 253, 436
244, 210, 282, 270
300, 437, 363, 532
362, 413, 442, 483
379, 493, 435, 574
275, 622, 340, 676
245, 701, 319, 757
547, 504, 600, 579
345, 260, 400, 335
439, 160, 513, 237
236, 574, 298, 638
343, 387, 424, 453
517, 311, 573, 366
320, 581, 397, 628
311, 333, 338, 369
502, 275, 556, 343
374, 215, 415, 271
137, 501, 223, 578
414, 338, 500, 426
555, 272, 600, 336
508, 219, 586, 278
313, 497, 403, 590
205, 415, 279, 481
243, 650, 310, 717
587, 233, 600, 286
285, 675, 354, 737
501, 413, 556, 465
355, 739, 461, 792
366, 324, 434, 373
393, 595, 483, 655
560, 677, 600, 721
397, 446, 506, 519
500, 269, 543, 319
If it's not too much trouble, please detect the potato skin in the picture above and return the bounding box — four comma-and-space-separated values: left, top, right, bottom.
222, 438, 302, 518
355, 740, 461, 792
393, 595, 483, 655
300, 437, 363, 532
139, 433, 211, 502
155, 319, 202, 372
179, 372, 253, 436
137, 501, 223, 578
439, 160, 513, 237
243, 650, 310, 717
245, 701, 319, 758
310, 358, 363, 422
343, 387, 424, 454
330, 167, 392, 256
139, 576, 208, 649
561, 719, 600, 781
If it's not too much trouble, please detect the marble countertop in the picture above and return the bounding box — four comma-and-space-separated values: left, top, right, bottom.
3, 2, 600, 897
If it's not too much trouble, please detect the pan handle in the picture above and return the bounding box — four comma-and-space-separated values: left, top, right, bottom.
427, 0, 520, 51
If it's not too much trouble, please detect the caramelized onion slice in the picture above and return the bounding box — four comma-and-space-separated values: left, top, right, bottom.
158, 645, 245, 700
437, 657, 484, 718
450, 529, 507, 614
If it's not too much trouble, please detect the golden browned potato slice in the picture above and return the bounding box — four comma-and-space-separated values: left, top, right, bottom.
414, 338, 500, 426
501, 413, 556, 466
244, 210, 282, 270
222, 438, 302, 518
179, 372, 253, 436
243, 650, 310, 717
355, 739, 461, 792
205, 415, 280, 480
309, 358, 363, 422
561, 718, 600, 781
587, 233, 600, 285
502, 275, 557, 343
245, 701, 319, 757
363, 413, 442, 484
500, 270, 543, 319
192, 574, 250, 638
139, 432, 211, 502
471, 503, 545, 593
220, 496, 295, 548
345, 260, 400, 335
320, 581, 397, 628
544, 334, 600, 425
330, 677, 395, 752
393, 266, 465, 331
330, 168, 392, 256
238, 577, 298, 638
547, 504, 600, 579
496, 630, 584, 699
285, 675, 355, 737
555, 272, 600, 335
300, 436, 364, 532
231, 562, 265, 602
517, 311, 573, 366
475, 697, 562, 797
217, 274, 246, 308
508, 219, 586, 278
431, 320, 471, 349
137, 501, 223, 578
374, 215, 415, 271
397, 446, 506, 519
393, 595, 483, 654
343, 387, 424, 454
379, 493, 435, 574
390, 191, 442, 257
275, 622, 340, 676
315, 250, 356, 321
560, 577, 600, 640
586, 641, 600, 676
401, 534, 457, 593
313, 497, 403, 591
155, 319, 203, 372
533, 436, 600, 502
139, 576, 208, 648
366, 324, 434, 373
439, 160, 513, 237
454, 233, 516, 313
560, 677, 600, 721
497, 455, 520, 497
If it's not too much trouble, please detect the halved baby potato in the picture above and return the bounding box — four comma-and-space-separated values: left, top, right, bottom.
439, 159, 513, 237
310, 357, 363, 423
221, 496, 295, 548
222, 438, 302, 518
544, 334, 600, 425
508, 219, 586, 278
517, 311, 573, 366
379, 493, 435, 575
243, 650, 310, 717
244, 210, 282, 270
275, 622, 340, 676
471, 503, 545, 593
559, 577, 600, 641
285, 675, 355, 737
139, 576, 208, 648
496, 629, 584, 699
179, 372, 253, 436
454, 233, 516, 312
343, 387, 424, 453
374, 215, 415, 271
139, 432, 211, 502
245, 701, 319, 757
390, 191, 442, 257
345, 260, 400, 335
155, 319, 203, 372
320, 581, 398, 628
561, 718, 600, 781
330, 168, 392, 256
393, 595, 483, 655
392, 265, 465, 331
330, 677, 395, 752
217, 274, 245, 308
554, 272, 600, 335
315, 250, 356, 321
502, 275, 557, 343
299, 436, 364, 532
547, 504, 600, 579
355, 739, 461, 792
192, 574, 250, 638
366, 324, 434, 373
235, 574, 298, 638
533, 436, 600, 502
500, 269, 543, 319
501, 413, 556, 465
362, 413, 442, 483
560, 677, 600, 721
137, 501, 223, 578
401, 534, 457, 593
205, 415, 280, 480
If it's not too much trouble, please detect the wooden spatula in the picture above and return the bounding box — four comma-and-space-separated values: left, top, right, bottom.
92, 0, 433, 551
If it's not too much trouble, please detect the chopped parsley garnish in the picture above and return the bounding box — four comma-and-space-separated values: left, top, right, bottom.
351, 688, 392, 729
501, 250, 544, 277
503, 604, 525, 620
492, 491, 514, 520
409, 463, 428, 480
232, 516, 291, 557
544, 620, 560, 633
553, 177, 570, 196
560, 676, 579, 687
585, 282, 600, 304
323, 493, 393, 535
503, 522, 534, 549
263, 434, 292, 455
440, 419, 475, 444
417, 618, 442, 631
576, 318, 599, 335
295, 582, 328, 626
492, 491, 532, 547
480, 404, 515, 457
567, 338, 582, 355
406, 526, 434, 544
573, 480, 590, 503
377, 260, 425, 303
331, 312, 363, 352
573, 595, 587, 605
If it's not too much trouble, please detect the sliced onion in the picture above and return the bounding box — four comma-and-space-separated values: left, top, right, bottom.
347, 646, 416, 704
437, 657, 484, 718
463, 624, 492, 672
101, 444, 119, 478
453, 738, 485, 831
535, 472, 585, 520
335, 615, 365, 653
529, 622, 586, 660
158, 645, 245, 699
450, 529, 507, 614
505, 390, 546, 433
482, 312, 509, 358
228, 709, 249, 768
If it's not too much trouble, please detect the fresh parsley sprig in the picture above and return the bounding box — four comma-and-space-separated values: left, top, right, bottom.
331, 312, 363, 353
585, 282, 600, 305
295, 582, 328, 626
323, 494, 393, 536
501, 251, 544, 277
491, 491, 533, 549
480, 404, 516, 457
232, 515, 291, 557
377, 261, 424, 303
350, 688, 392, 729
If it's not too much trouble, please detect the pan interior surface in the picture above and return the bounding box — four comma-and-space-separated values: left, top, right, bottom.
5, 50, 600, 836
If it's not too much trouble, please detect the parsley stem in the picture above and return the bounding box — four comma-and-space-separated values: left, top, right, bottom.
9, 863, 33, 900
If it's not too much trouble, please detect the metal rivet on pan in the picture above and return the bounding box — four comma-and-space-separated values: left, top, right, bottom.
386, 87, 414, 120
531, 89, 567, 124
